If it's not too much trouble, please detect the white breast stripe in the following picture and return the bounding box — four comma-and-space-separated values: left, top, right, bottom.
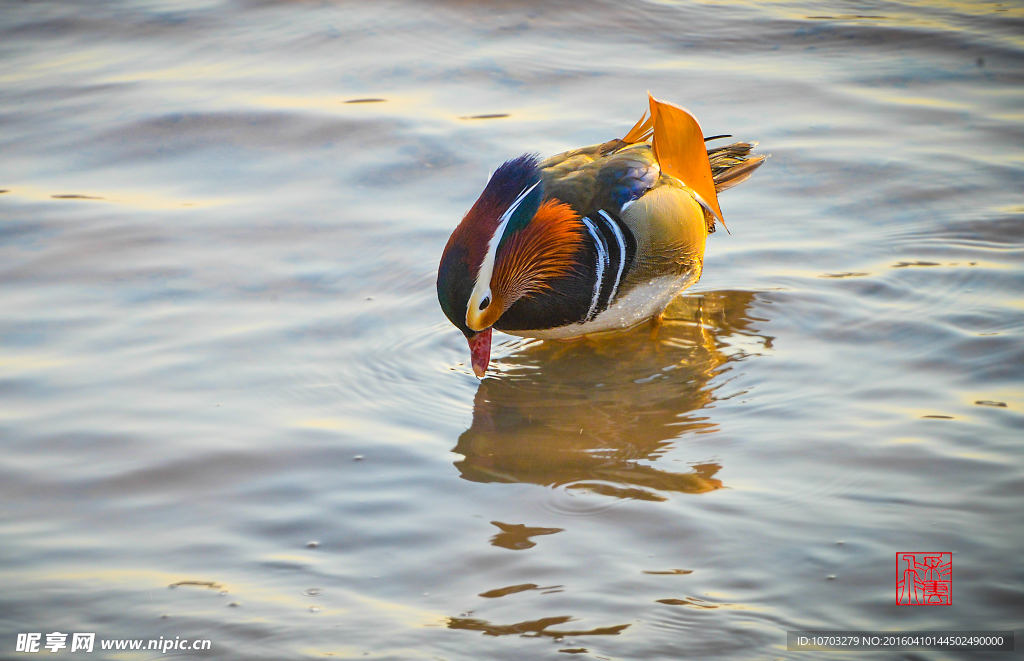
598, 210, 627, 304
580, 216, 607, 322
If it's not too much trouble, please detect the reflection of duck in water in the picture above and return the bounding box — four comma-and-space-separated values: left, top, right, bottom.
453, 290, 771, 501
437, 95, 766, 376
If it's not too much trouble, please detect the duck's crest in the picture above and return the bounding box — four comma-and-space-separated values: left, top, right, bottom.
477, 155, 541, 229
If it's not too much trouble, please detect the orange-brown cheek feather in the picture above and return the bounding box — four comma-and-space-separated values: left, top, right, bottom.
491, 199, 583, 308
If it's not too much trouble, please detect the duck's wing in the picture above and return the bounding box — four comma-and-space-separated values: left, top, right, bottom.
539, 141, 659, 219
535, 98, 764, 300
538, 140, 705, 296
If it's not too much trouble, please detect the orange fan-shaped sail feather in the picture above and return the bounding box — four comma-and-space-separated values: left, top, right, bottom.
647, 94, 724, 226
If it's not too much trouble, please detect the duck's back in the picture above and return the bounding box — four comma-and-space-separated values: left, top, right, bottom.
539, 140, 710, 298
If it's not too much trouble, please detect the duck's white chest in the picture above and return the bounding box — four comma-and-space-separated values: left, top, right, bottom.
505, 272, 701, 340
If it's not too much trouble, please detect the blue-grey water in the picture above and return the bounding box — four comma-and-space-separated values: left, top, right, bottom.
1, 1, 1022, 659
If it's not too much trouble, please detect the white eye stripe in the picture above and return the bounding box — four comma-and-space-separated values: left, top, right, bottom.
487, 182, 541, 258
501, 182, 540, 226
580, 216, 607, 322
486, 181, 540, 271
598, 210, 627, 304
467, 181, 541, 324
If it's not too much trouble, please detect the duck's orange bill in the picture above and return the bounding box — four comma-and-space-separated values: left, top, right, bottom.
468, 328, 492, 378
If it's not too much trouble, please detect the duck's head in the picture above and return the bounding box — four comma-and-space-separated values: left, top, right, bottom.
437, 155, 581, 377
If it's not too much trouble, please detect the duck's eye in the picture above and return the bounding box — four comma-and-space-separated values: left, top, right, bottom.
479, 296, 491, 311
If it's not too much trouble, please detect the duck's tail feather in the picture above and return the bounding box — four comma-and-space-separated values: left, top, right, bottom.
708, 142, 768, 193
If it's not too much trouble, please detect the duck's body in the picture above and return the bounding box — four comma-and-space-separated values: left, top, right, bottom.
438, 95, 765, 376
497, 140, 710, 339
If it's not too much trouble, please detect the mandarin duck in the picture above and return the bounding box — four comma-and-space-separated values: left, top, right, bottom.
438, 95, 766, 377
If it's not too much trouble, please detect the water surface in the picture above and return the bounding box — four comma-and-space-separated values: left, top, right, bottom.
1, 0, 1022, 659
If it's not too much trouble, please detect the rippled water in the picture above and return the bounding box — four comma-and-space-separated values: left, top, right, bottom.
1, 0, 1022, 659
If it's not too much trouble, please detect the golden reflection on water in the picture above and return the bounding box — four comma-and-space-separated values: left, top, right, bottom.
2, 184, 237, 210
487, 521, 563, 550
478, 583, 560, 599
453, 290, 769, 501
447, 614, 630, 638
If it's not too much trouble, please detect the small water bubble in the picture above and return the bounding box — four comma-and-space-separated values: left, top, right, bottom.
160, 614, 170, 619
309, 606, 322, 613
218, 590, 228, 596
306, 541, 320, 548
228, 602, 240, 607
827, 575, 837, 580
303, 588, 325, 597
353, 455, 364, 461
